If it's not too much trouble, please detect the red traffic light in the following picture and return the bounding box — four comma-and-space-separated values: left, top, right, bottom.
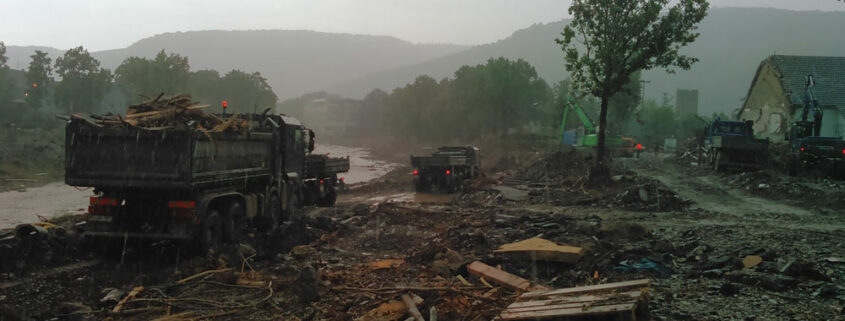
413, 170, 419, 176
445, 169, 451, 175
636, 143, 643, 150
32, 83, 37, 88
222, 100, 228, 108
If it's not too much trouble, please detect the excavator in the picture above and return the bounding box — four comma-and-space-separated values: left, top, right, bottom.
783, 74, 845, 177
559, 96, 637, 156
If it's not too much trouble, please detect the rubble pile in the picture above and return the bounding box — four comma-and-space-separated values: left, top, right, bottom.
674, 146, 709, 167
518, 150, 589, 183
612, 178, 692, 212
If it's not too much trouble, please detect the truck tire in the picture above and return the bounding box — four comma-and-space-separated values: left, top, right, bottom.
260, 194, 281, 233
199, 209, 223, 253
223, 201, 244, 242
713, 150, 722, 171
317, 187, 337, 207
415, 179, 427, 192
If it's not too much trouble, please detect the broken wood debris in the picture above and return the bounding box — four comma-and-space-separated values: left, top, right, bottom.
467, 261, 549, 292
71, 94, 249, 133
493, 237, 584, 263
401, 293, 426, 321
499, 279, 651, 320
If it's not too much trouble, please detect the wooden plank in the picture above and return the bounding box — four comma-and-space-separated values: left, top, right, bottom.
494, 237, 583, 263
125, 104, 209, 119
401, 293, 426, 321
505, 300, 637, 314
506, 290, 642, 309
519, 279, 650, 300
499, 303, 636, 320
467, 261, 548, 292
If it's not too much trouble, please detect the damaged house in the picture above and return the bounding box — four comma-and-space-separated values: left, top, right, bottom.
738, 55, 845, 140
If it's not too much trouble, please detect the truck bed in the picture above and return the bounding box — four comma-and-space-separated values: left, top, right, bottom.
410, 155, 470, 168
65, 119, 274, 190
712, 135, 768, 151
304, 155, 350, 178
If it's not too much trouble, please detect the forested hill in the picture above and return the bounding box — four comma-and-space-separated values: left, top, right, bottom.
329, 7, 845, 116
5, 30, 468, 99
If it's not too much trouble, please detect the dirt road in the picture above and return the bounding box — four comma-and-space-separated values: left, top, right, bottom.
1, 150, 842, 321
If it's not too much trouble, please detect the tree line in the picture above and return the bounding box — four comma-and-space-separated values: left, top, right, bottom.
0, 42, 277, 115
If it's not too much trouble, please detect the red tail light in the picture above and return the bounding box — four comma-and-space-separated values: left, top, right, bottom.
90, 197, 118, 206
446, 170, 451, 175
168, 201, 196, 209
842, 149, 845, 155
319, 179, 324, 184
339, 177, 345, 181
413, 170, 418, 176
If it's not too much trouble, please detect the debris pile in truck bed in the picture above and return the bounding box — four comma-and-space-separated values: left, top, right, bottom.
71, 94, 249, 133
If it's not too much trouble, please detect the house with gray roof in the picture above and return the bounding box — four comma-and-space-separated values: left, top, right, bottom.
738, 55, 845, 140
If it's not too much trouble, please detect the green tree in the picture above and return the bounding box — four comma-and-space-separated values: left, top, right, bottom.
219, 70, 278, 113
639, 99, 677, 139
114, 50, 190, 101
557, 0, 709, 174
0, 41, 10, 101
25, 50, 53, 108
360, 89, 389, 134
189, 69, 224, 110
54, 46, 112, 112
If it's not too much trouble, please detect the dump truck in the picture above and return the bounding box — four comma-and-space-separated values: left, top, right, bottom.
411, 146, 480, 193
302, 154, 350, 207
704, 119, 769, 171
65, 99, 308, 251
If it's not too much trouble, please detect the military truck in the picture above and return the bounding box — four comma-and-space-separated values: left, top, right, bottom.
704, 119, 769, 171
411, 146, 480, 193
65, 107, 308, 251
302, 154, 350, 207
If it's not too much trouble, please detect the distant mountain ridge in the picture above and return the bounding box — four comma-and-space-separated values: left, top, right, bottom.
329, 7, 845, 116
5, 30, 468, 99
6, 7, 845, 114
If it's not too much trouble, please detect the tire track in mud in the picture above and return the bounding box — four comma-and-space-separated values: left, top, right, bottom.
628, 159, 841, 233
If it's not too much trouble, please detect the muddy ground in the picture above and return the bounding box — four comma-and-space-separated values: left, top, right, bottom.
0, 144, 843, 321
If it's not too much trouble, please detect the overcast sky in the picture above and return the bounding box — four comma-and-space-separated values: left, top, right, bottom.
2, 0, 843, 51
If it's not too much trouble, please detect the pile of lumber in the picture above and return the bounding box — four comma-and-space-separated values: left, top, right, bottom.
498, 279, 651, 320
71, 94, 248, 133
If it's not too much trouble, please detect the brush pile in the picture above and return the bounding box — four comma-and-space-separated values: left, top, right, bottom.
71, 94, 249, 132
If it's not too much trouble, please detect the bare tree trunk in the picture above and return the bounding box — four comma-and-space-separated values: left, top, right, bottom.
592, 95, 610, 181
596, 95, 609, 167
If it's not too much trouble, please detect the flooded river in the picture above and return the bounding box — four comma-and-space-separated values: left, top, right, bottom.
0, 144, 393, 229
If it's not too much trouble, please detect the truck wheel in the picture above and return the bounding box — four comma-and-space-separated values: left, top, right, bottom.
713, 151, 722, 171
261, 195, 281, 233
224, 202, 244, 242
200, 209, 223, 253
317, 187, 337, 207
415, 179, 427, 192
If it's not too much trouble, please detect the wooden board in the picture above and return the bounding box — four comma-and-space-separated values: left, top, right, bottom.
467, 261, 548, 292
499, 279, 650, 321
494, 237, 583, 263
520, 279, 650, 300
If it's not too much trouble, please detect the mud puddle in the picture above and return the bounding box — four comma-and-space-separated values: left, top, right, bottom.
0, 183, 92, 229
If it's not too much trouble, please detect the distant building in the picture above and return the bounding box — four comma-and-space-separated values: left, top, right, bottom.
675, 89, 699, 116
300, 97, 363, 136
739, 55, 845, 140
